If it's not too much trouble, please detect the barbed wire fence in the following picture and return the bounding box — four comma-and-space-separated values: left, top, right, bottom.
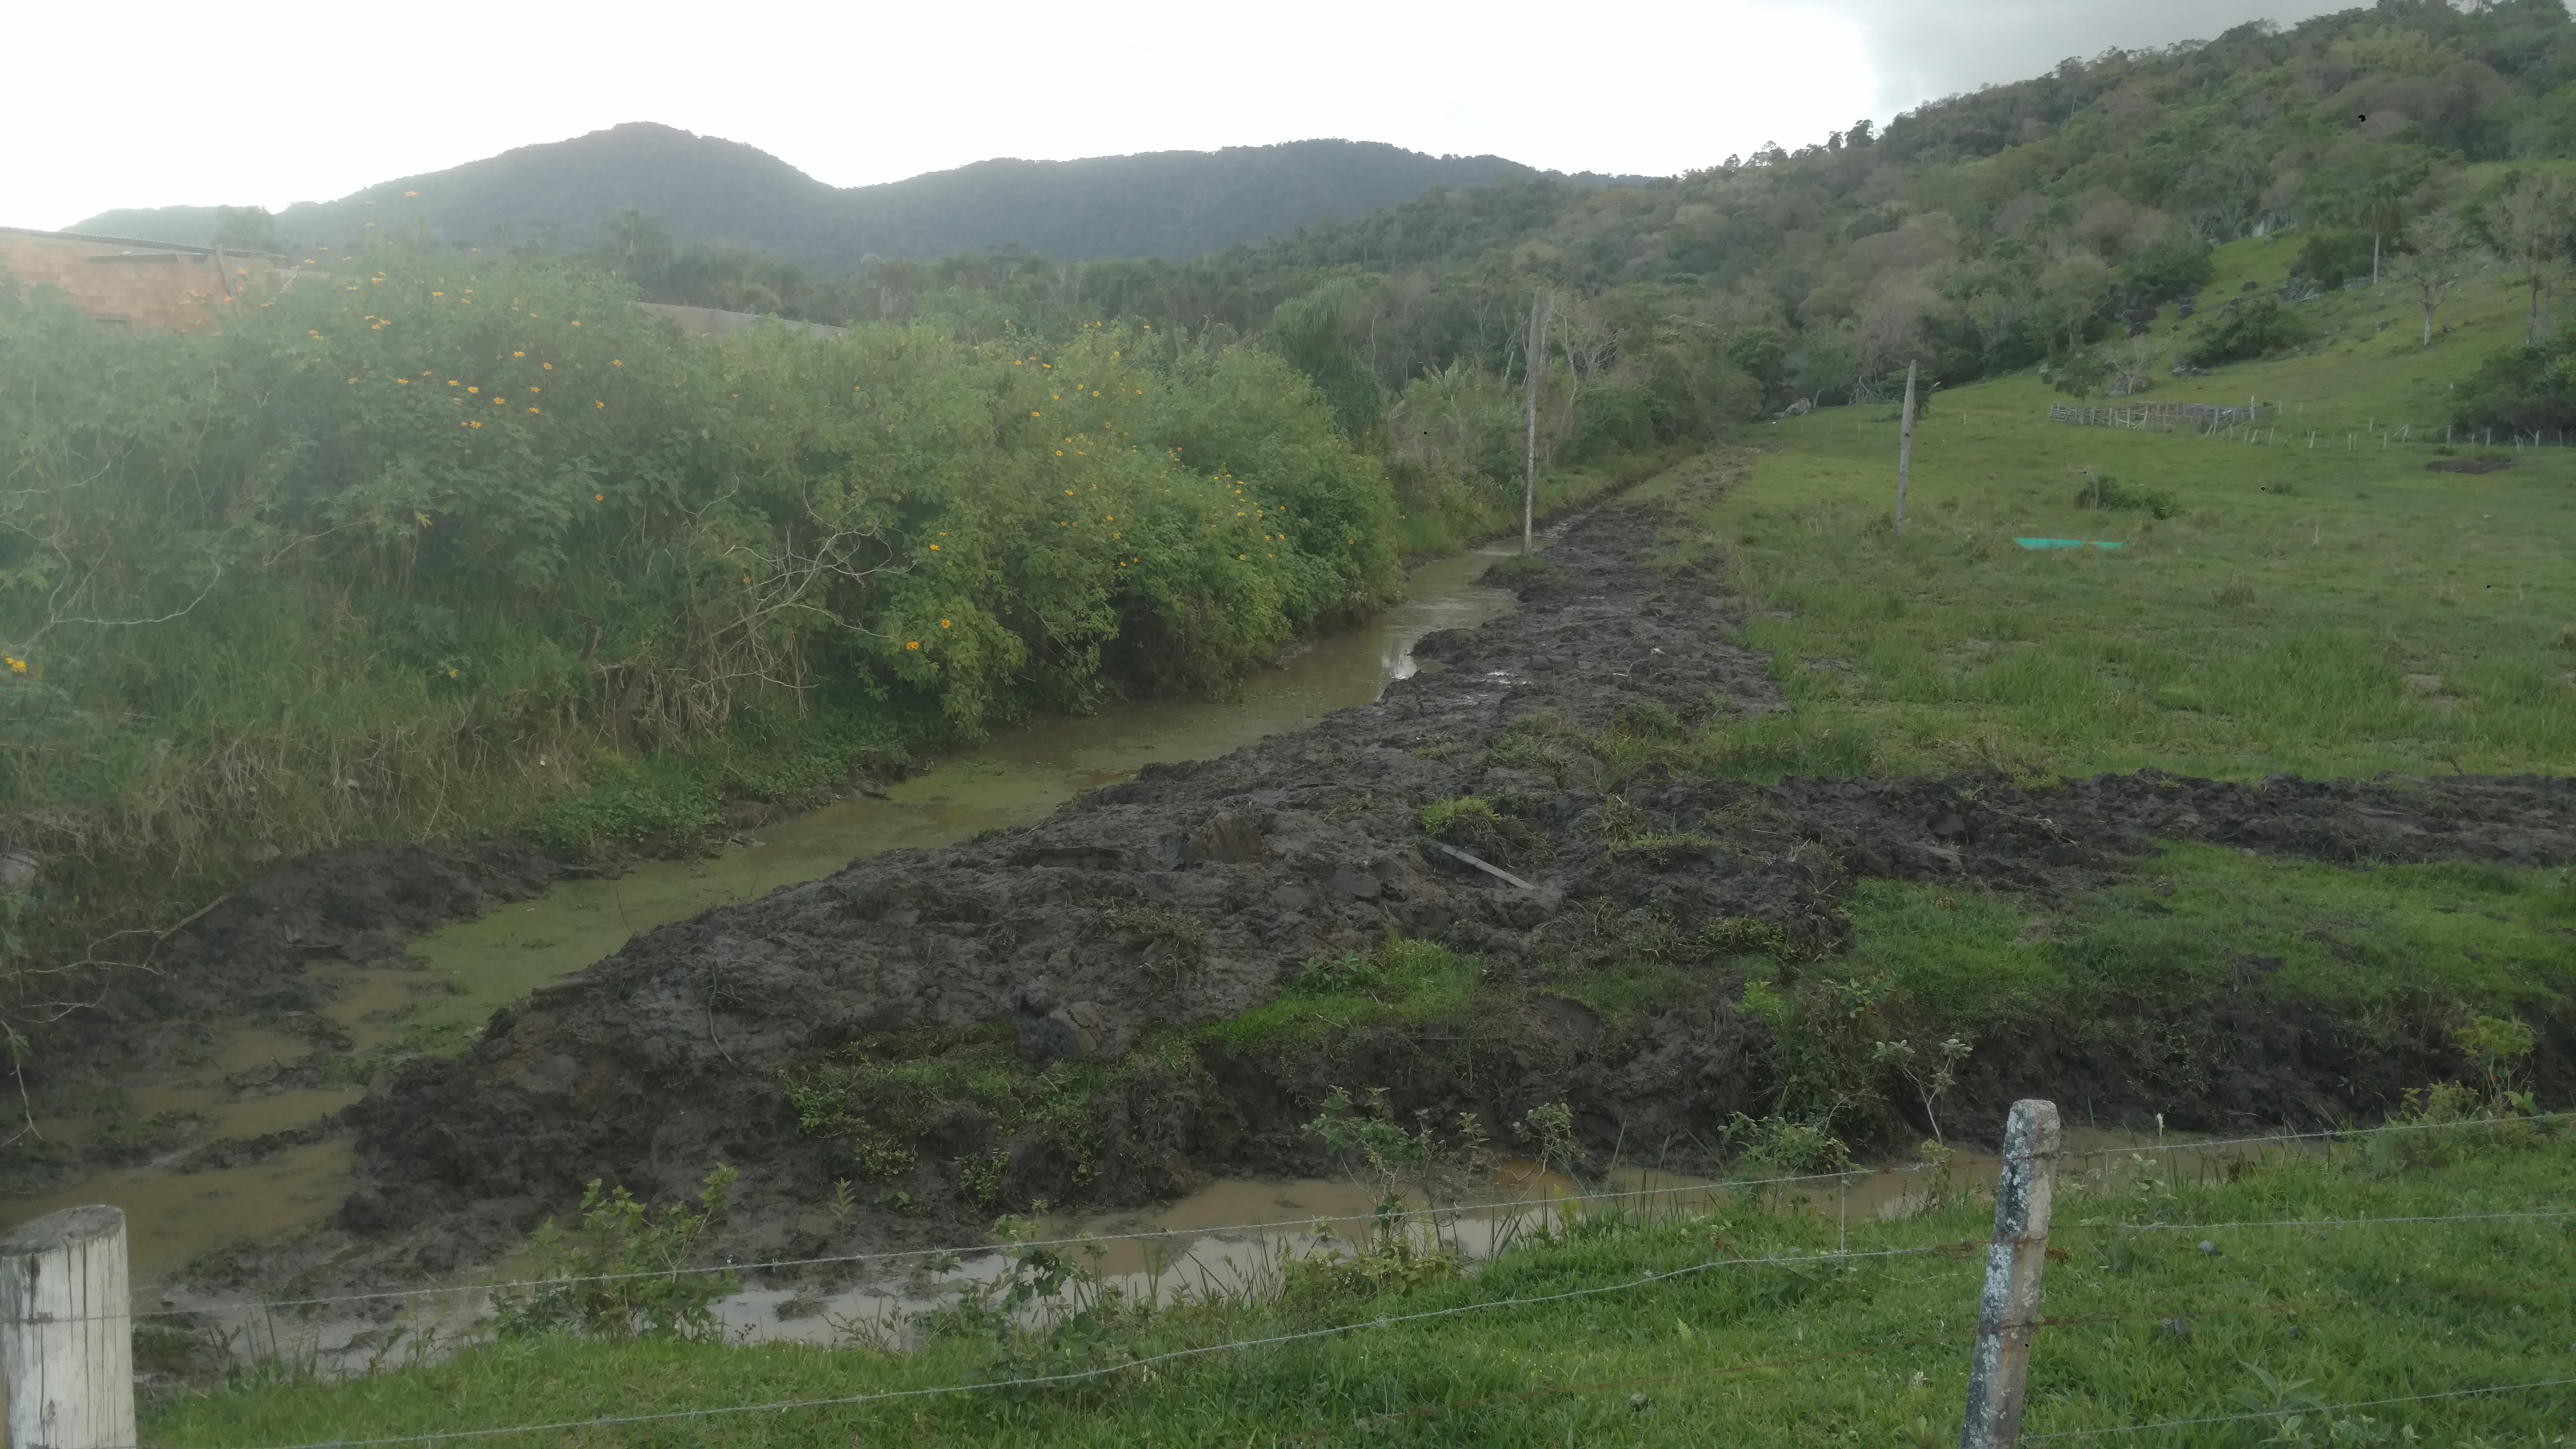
0, 1107, 2566, 1447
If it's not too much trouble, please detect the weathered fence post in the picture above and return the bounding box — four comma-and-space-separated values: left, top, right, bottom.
1894, 359, 1919, 538
0, 1206, 134, 1449
1959, 1100, 2060, 1449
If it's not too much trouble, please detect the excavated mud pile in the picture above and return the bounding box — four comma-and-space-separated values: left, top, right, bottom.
39, 842, 568, 1081
338, 500, 2576, 1270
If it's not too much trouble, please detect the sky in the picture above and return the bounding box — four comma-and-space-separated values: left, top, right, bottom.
7, 0, 2351, 230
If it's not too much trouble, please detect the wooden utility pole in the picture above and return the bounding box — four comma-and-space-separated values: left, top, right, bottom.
1959, 1100, 2061, 1449
1523, 287, 1551, 555
1895, 360, 1919, 538
1, 1205, 134, 1449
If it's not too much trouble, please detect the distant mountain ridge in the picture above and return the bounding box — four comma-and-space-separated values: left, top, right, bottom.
76, 124, 1640, 267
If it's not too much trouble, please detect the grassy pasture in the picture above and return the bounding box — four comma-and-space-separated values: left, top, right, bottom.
1681, 245, 2576, 784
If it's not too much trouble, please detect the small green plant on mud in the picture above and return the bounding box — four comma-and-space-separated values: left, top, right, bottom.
1286, 937, 1472, 1003
1417, 795, 1500, 838
1485, 713, 1591, 787
781, 1027, 1110, 1196
1687, 915, 1793, 962
1590, 794, 1652, 844
1870, 1034, 1974, 1144
1098, 903, 1207, 980
495, 1166, 738, 1341
1516, 1100, 1582, 1183
1738, 971, 1905, 1139
1296, 1088, 1469, 1306
957, 1150, 1011, 1211
1718, 1112, 1851, 1180
1305, 1086, 1437, 1209
1417, 794, 1547, 867
2453, 1014, 2536, 1109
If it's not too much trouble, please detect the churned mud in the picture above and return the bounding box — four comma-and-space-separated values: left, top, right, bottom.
325, 483, 2576, 1279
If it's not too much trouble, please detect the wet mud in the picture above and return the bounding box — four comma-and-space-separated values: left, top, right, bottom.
327, 487, 2576, 1280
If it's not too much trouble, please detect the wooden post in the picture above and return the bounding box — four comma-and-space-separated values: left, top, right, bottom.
1522, 287, 1550, 556
1959, 1100, 2059, 1449
0, 1206, 134, 1449
1895, 360, 1919, 538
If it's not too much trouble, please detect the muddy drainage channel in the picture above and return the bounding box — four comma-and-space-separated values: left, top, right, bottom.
3, 543, 1537, 1287
152, 1127, 2279, 1375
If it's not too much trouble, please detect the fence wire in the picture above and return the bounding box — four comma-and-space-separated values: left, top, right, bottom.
113, 1109, 2564, 1327
216, 1242, 1961, 1449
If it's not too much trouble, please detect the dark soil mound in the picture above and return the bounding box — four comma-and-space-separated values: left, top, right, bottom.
37, 842, 567, 1077
334, 497, 2576, 1275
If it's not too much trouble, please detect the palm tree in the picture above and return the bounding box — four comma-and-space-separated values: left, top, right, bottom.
2358, 174, 2413, 288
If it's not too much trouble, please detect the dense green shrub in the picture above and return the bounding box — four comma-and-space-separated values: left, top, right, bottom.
2182, 297, 2311, 366
0, 242, 1402, 977
2450, 330, 2576, 436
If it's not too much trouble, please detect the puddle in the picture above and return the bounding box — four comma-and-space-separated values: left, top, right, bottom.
4, 545, 1527, 1282
12, 1141, 356, 1280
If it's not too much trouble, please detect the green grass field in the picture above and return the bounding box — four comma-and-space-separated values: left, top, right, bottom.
148, 1120, 2575, 1446
1683, 245, 2576, 783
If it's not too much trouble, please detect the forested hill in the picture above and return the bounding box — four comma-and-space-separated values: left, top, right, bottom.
73, 125, 1602, 266
827, 0, 2576, 453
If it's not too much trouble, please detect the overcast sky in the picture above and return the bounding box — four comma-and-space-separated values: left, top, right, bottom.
9, 0, 2352, 230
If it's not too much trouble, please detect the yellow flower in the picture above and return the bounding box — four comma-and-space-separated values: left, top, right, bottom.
940, 619, 952, 628
494, 398, 504, 405
513, 350, 524, 358
595, 401, 604, 409
5, 658, 23, 674
432, 292, 444, 297
470, 421, 482, 429
406, 190, 419, 197
595, 493, 604, 501
906, 640, 920, 650
467, 386, 479, 394
530, 387, 540, 393
447, 669, 457, 678
611, 360, 621, 367
347, 378, 358, 384
448, 380, 459, 387
928, 544, 940, 551
529, 407, 540, 414
1032, 411, 1041, 417
542, 362, 552, 371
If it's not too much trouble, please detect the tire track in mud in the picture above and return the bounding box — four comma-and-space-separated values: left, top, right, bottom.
334, 484, 2576, 1275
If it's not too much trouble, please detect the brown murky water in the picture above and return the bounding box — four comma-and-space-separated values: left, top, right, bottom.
8, 545, 1530, 1280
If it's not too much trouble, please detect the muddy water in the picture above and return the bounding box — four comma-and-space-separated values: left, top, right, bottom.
12, 545, 1529, 1280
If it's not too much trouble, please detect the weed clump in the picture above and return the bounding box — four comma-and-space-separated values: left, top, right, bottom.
781, 1027, 1112, 1194
2072, 473, 2178, 519
494, 1167, 738, 1341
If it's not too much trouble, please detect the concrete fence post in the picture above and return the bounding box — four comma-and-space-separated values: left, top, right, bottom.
0, 1205, 134, 1449
1959, 1100, 2061, 1449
